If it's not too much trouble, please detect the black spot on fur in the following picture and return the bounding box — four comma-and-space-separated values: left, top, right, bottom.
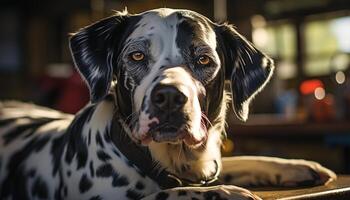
2, 117, 53, 145
112, 173, 129, 187
88, 129, 92, 145
97, 150, 112, 161
51, 134, 66, 176
63, 106, 94, 169
34, 136, 51, 152
1, 136, 51, 199
95, 132, 105, 148
176, 19, 195, 56
152, 76, 159, 83
178, 190, 187, 196
86, 107, 95, 122
63, 186, 68, 197
89, 196, 102, 200
67, 170, 71, 177
79, 174, 93, 193
103, 127, 112, 143
54, 178, 64, 200
31, 177, 48, 199
156, 192, 169, 200
96, 163, 113, 177
75, 139, 88, 170
126, 189, 144, 200
135, 181, 145, 190
54, 188, 62, 200
90, 161, 95, 177
10, 167, 31, 199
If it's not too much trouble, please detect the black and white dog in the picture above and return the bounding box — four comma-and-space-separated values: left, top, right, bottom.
0, 8, 336, 200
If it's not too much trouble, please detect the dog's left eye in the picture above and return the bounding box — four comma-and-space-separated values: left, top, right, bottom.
197, 55, 211, 66
130, 52, 145, 61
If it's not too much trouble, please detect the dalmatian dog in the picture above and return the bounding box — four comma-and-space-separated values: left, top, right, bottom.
0, 8, 336, 200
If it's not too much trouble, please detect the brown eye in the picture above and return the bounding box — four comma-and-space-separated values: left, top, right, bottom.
197, 55, 211, 65
131, 52, 145, 61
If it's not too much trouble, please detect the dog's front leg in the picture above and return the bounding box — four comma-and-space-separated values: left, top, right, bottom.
220, 156, 336, 187
141, 185, 261, 200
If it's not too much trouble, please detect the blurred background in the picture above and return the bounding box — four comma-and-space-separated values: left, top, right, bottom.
0, 0, 349, 174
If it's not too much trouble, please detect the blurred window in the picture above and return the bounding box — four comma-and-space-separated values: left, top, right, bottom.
303, 16, 350, 76
0, 10, 21, 72
252, 16, 297, 80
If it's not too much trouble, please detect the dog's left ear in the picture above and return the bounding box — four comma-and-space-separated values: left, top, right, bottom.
69, 12, 130, 103
216, 24, 274, 121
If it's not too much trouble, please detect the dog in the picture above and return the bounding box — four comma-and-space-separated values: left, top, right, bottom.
0, 8, 336, 200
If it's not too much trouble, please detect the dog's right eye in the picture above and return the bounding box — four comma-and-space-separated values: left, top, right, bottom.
196, 55, 211, 66
130, 52, 145, 62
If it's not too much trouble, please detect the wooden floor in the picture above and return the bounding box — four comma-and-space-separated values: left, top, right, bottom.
253, 176, 350, 200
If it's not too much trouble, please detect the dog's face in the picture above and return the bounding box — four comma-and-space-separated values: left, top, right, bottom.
70, 8, 273, 180
119, 9, 222, 148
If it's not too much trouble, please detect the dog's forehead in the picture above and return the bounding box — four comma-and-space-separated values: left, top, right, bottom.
126, 8, 217, 50
130, 9, 219, 112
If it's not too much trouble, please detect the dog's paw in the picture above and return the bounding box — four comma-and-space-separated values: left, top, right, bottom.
278, 160, 337, 187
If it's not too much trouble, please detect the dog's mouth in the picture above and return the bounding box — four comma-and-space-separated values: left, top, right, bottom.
139, 123, 206, 147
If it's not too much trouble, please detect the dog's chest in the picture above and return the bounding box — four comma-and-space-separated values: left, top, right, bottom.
61, 139, 159, 199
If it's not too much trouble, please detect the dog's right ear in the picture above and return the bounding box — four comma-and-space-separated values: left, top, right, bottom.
69, 12, 129, 103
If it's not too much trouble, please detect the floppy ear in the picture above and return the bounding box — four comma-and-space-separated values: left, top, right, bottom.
69, 12, 129, 103
216, 24, 274, 121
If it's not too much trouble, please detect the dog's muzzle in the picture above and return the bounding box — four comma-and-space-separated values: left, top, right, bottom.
136, 67, 206, 146
148, 83, 189, 143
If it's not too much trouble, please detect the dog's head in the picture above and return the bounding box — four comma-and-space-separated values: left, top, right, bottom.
70, 8, 273, 181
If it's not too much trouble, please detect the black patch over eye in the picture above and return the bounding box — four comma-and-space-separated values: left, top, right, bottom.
129, 51, 145, 62
196, 55, 211, 66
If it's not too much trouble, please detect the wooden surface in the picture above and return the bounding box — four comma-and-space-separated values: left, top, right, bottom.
229, 121, 350, 136
252, 176, 350, 200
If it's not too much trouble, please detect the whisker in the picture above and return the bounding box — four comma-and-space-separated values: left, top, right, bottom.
201, 112, 213, 128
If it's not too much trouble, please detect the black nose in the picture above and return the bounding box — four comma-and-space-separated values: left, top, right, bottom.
151, 85, 188, 111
